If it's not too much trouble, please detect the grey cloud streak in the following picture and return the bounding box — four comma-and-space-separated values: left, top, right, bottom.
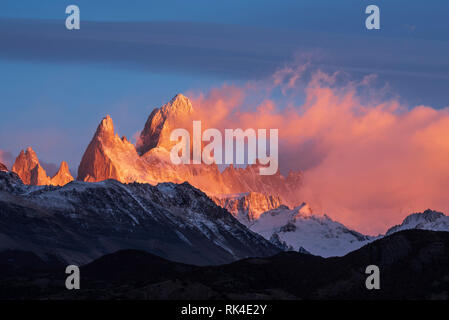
0, 19, 299, 78
1, 18, 449, 106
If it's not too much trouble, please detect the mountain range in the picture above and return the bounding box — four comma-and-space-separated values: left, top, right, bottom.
2, 160, 449, 264
10, 95, 301, 204
1, 229, 449, 300
74, 94, 302, 204
0, 169, 278, 266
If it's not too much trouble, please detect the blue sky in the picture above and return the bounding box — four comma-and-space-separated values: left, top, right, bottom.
0, 0, 448, 174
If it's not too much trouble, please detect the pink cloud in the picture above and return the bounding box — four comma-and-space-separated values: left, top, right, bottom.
186, 62, 449, 235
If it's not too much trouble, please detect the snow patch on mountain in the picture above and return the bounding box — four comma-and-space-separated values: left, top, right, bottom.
250, 204, 375, 257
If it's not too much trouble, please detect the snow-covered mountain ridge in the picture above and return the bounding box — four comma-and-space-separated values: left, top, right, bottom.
216, 192, 449, 257
386, 209, 449, 235
0, 170, 279, 266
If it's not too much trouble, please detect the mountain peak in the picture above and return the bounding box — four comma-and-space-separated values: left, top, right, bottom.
77, 115, 125, 182
137, 94, 193, 155
12, 147, 46, 185
50, 161, 74, 186
386, 209, 447, 235
25, 146, 35, 153
402, 209, 445, 225
76, 94, 303, 203
95, 115, 115, 139
59, 161, 69, 171
24, 147, 38, 162
164, 93, 193, 114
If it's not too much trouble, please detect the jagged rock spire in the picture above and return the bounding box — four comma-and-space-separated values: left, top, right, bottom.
95, 115, 115, 140
77, 115, 138, 182
12, 147, 49, 185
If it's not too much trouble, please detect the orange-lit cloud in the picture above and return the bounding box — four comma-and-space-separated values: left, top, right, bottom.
186, 63, 449, 235
0, 150, 13, 169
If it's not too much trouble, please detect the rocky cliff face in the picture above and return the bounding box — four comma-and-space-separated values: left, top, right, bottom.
12, 147, 73, 186
77, 94, 303, 205
30, 162, 50, 185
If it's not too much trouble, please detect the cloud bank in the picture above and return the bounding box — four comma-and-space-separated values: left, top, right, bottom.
187, 63, 449, 235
